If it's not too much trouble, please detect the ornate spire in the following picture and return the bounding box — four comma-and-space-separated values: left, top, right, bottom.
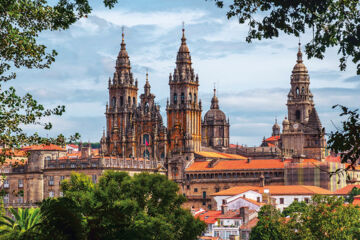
210, 87, 219, 109
176, 23, 191, 66
144, 69, 151, 95
297, 41, 303, 63
116, 27, 131, 73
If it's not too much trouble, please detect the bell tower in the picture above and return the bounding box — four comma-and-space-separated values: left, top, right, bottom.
281, 43, 326, 160
104, 30, 138, 156
166, 26, 202, 154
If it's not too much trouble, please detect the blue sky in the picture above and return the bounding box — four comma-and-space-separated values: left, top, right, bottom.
12, 0, 360, 145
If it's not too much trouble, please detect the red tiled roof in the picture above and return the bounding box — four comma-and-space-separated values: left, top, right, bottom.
199, 237, 222, 240
240, 217, 258, 230
22, 144, 65, 151
212, 185, 333, 196
66, 144, 78, 149
325, 155, 342, 163
194, 210, 222, 224
186, 159, 290, 171
218, 209, 241, 219
333, 185, 360, 195
265, 135, 280, 142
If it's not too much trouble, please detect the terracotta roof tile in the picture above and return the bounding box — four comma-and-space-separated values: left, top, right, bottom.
186, 159, 289, 171
22, 144, 65, 151
240, 217, 258, 230
333, 185, 360, 195
265, 135, 280, 142
194, 210, 222, 224
195, 151, 246, 160
212, 185, 332, 196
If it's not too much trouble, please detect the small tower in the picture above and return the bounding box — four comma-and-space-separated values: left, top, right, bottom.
272, 118, 280, 136
202, 87, 230, 149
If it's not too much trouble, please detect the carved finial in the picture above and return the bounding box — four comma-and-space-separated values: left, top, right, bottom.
122, 26, 125, 42
297, 39, 303, 63
213, 82, 216, 96
146, 68, 149, 82
181, 22, 186, 41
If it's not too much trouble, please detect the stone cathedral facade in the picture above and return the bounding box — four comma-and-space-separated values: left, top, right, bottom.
100, 28, 230, 165
100, 27, 326, 175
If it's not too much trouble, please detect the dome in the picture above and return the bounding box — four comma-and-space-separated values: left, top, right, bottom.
272, 121, 280, 131
204, 108, 226, 123
292, 43, 308, 75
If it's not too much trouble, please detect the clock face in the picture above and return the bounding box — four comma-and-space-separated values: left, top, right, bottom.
293, 123, 299, 129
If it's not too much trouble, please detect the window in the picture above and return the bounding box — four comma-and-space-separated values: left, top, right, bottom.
128, 96, 131, 105
280, 198, 284, 204
202, 201, 206, 206
181, 92, 185, 104
49, 191, 54, 198
194, 93, 197, 103
294, 198, 298, 202
257, 197, 261, 202
48, 176, 54, 186
296, 110, 301, 120
143, 134, 150, 145
203, 191, 207, 199
112, 97, 116, 108
17, 197, 23, 204
120, 96, 123, 106
3, 194, 9, 204
45, 156, 51, 161
92, 175, 97, 183
3, 179, 9, 188
215, 187, 220, 193
18, 179, 23, 188
296, 87, 300, 96
143, 150, 150, 159
189, 93, 192, 103
301, 87, 305, 94
305, 198, 309, 203
60, 164, 65, 168
70, 163, 76, 168
187, 185, 190, 190
208, 204, 212, 210
133, 97, 136, 106
194, 188, 198, 193
60, 176, 65, 185
173, 93, 177, 104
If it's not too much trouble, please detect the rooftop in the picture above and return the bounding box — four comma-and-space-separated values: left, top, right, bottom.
333, 185, 360, 195
212, 185, 333, 196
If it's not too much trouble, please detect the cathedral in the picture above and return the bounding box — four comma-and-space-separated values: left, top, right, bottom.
100, 26, 326, 175
100, 27, 230, 165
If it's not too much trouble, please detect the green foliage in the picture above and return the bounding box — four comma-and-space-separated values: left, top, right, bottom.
281, 200, 307, 217
0, 207, 41, 239
38, 171, 205, 240
250, 205, 290, 240
251, 195, 360, 240
212, 0, 360, 74
328, 105, 360, 170
346, 187, 360, 203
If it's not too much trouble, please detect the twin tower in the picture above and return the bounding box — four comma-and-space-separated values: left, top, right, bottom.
100, 28, 230, 161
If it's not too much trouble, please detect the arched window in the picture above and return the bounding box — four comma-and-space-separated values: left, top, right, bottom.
129, 154, 132, 158
143, 134, 150, 145
181, 92, 185, 104
301, 87, 305, 94
112, 97, 116, 108
296, 110, 301, 120
194, 93, 197, 103
161, 152, 165, 159
45, 156, 51, 161
174, 93, 177, 104
133, 97, 136, 106
189, 93, 192, 103
128, 96, 131, 105
145, 102, 149, 112
296, 88, 300, 96
120, 96, 123, 106
143, 150, 150, 159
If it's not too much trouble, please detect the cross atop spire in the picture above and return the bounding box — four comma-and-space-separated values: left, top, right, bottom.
297, 41, 303, 63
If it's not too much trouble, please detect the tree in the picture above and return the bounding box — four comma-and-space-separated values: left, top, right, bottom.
281, 200, 307, 217
251, 195, 360, 240
250, 205, 290, 240
327, 105, 360, 170
0, 207, 41, 240
0, 0, 122, 163
212, 0, 360, 74
38, 171, 206, 240
346, 187, 360, 203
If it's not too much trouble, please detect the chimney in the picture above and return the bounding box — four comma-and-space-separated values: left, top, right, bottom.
260, 173, 265, 187
247, 158, 251, 163
221, 205, 228, 214
240, 207, 249, 224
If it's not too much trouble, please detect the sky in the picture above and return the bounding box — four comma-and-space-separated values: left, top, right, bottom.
12, 0, 360, 146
